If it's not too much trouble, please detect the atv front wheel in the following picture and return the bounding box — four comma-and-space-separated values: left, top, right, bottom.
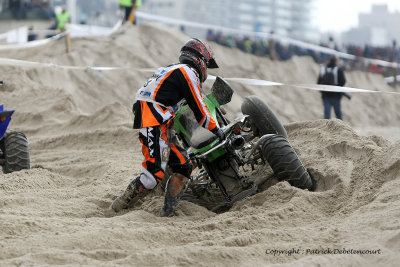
1, 131, 30, 173
241, 95, 287, 138
261, 134, 314, 190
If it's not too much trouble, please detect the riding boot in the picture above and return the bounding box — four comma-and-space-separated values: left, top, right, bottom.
111, 176, 147, 212
160, 173, 188, 217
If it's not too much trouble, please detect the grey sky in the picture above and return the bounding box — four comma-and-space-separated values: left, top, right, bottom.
314, 0, 400, 33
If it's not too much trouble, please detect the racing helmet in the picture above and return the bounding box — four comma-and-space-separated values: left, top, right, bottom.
179, 38, 219, 83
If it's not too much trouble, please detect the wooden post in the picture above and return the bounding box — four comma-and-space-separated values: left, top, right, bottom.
65, 32, 71, 53
396, 56, 399, 88
127, 6, 136, 23
392, 60, 398, 88
392, 40, 398, 88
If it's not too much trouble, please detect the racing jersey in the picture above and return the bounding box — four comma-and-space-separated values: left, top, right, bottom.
133, 64, 217, 131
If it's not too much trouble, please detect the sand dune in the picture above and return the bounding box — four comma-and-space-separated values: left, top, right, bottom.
1, 23, 400, 266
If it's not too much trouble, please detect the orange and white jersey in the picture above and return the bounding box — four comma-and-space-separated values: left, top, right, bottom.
133, 64, 217, 131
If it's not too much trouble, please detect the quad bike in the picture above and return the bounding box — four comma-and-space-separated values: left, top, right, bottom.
0, 104, 30, 173
171, 77, 315, 212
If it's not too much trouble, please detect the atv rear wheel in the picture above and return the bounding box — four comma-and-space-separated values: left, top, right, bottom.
241, 95, 287, 138
1, 131, 30, 173
261, 134, 314, 190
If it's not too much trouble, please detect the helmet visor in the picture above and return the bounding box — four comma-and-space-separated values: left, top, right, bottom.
208, 58, 219, 68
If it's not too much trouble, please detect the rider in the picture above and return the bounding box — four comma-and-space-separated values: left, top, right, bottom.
111, 38, 225, 216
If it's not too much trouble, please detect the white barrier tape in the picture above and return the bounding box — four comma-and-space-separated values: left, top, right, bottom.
0, 31, 9, 40
0, 38, 51, 50
0, 27, 22, 39
291, 84, 400, 95
89, 66, 126, 71
207, 75, 283, 86
0, 26, 28, 43
225, 78, 284, 87
207, 75, 400, 96
0, 57, 126, 71
364, 58, 399, 68
384, 75, 400, 83
137, 11, 254, 37
66, 20, 122, 38
0, 32, 67, 51
28, 29, 59, 34
137, 68, 158, 72
0, 20, 121, 51
136, 11, 399, 69
0, 56, 397, 95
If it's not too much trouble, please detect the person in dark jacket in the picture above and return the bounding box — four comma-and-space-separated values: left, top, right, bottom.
317, 55, 350, 120
111, 38, 223, 217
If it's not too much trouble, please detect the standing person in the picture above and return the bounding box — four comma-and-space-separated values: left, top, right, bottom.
111, 38, 223, 217
56, 5, 70, 31
119, 0, 141, 24
317, 55, 350, 120
28, 26, 38, 41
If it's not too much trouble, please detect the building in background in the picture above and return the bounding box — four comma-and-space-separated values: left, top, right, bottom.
140, 0, 317, 41
71, 0, 119, 27
235, 0, 316, 41
143, 0, 184, 21
342, 4, 400, 47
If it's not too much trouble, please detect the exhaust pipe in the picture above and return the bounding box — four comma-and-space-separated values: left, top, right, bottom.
227, 135, 245, 151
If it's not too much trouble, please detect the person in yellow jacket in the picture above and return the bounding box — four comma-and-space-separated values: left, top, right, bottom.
56, 6, 70, 31
119, 0, 141, 24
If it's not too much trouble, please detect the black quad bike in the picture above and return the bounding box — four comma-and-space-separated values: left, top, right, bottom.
170, 77, 315, 212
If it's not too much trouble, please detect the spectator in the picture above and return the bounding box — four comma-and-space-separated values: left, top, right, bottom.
28, 26, 38, 41
243, 37, 252, 54
56, 5, 70, 31
119, 0, 141, 24
206, 29, 214, 42
317, 56, 350, 120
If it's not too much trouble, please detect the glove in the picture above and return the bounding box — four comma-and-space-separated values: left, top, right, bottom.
211, 127, 225, 140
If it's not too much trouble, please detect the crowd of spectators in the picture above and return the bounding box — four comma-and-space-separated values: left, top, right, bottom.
206, 30, 400, 76
0, 0, 54, 20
